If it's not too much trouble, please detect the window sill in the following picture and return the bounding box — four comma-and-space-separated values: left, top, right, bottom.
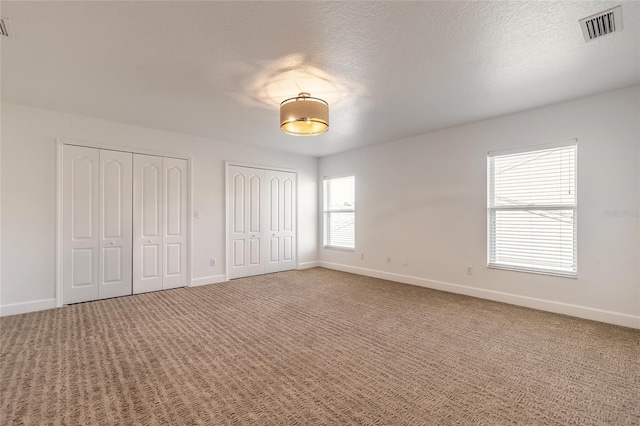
488, 264, 577, 279
323, 246, 355, 252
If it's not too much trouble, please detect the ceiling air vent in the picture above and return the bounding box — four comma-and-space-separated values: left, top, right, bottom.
579, 5, 622, 42
0, 17, 13, 38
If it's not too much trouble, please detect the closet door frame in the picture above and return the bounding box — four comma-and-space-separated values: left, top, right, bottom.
224, 161, 299, 281
55, 138, 193, 308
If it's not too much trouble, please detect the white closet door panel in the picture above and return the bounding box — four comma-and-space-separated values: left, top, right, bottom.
233, 174, 245, 233
267, 175, 280, 265
269, 177, 279, 232
265, 171, 297, 273
63, 145, 100, 304
227, 166, 266, 279
133, 154, 163, 294
142, 245, 160, 277
249, 238, 261, 265
142, 164, 161, 238
99, 150, 133, 299
250, 175, 262, 233
162, 157, 188, 289
283, 236, 293, 261
233, 240, 244, 266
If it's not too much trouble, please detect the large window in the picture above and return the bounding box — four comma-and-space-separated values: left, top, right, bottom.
324, 175, 355, 250
488, 141, 577, 277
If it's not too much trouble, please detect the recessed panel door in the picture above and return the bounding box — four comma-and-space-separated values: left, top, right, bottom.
228, 166, 266, 279
265, 170, 297, 273
133, 154, 163, 294
99, 150, 133, 299
62, 145, 100, 304
162, 157, 188, 289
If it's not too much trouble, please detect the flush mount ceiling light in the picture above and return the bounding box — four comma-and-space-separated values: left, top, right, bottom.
280, 92, 329, 136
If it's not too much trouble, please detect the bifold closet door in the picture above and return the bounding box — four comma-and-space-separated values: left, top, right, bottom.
133, 155, 163, 293
62, 146, 133, 305
227, 165, 297, 279
98, 149, 133, 299
228, 166, 267, 279
63, 145, 100, 304
133, 154, 188, 293
265, 170, 297, 273
162, 157, 188, 290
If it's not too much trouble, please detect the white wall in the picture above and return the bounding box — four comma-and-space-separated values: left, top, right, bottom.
0, 102, 318, 314
319, 86, 640, 328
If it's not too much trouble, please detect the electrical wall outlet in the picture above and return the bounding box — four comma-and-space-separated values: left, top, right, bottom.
403, 258, 408, 266
386, 256, 392, 264
360, 253, 365, 260
211, 258, 216, 266
466, 266, 473, 275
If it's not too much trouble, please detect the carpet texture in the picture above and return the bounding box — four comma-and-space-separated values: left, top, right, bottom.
1, 268, 639, 425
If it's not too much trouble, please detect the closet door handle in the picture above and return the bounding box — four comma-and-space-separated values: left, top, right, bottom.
272, 233, 276, 236
251, 234, 257, 238
110, 241, 116, 245
147, 240, 153, 243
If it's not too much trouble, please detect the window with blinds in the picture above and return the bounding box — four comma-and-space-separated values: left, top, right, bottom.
324, 176, 355, 250
488, 141, 577, 277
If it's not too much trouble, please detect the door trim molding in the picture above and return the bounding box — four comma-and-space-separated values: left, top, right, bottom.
225, 161, 299, 281
55, 138, 193, 307
55, 141, 63, 308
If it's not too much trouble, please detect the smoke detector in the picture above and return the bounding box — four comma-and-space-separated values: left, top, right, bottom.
0, 17, 14, 38
579, 6, 622, 42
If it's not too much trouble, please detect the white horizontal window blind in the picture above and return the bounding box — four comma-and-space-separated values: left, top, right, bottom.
324, 176, 355, 250
488, 142, 577, 276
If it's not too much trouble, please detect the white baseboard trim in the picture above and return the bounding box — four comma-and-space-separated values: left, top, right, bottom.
190, 275, 227, 287
319, 262, 640, 329
297, 261, 319, 270
0, 298, 57, 317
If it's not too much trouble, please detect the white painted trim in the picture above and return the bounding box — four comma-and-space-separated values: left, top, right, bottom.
295, 171, 300, 271
190, 275, 227, 287
297, 261, 319, 270
55, 140, 64, 307
319, 262, 640, 329
0, 100, 2, 310
1, 298, 57, 317
225, 161, 230, 282
187, 156, 194, 289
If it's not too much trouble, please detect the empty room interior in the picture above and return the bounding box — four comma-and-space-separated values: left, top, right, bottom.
1, 1, 639, 425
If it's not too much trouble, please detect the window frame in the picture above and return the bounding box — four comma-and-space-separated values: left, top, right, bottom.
323, 175, 356, 251
487, 140, 578, 278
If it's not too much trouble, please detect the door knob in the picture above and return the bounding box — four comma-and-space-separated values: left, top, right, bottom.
147, 240, 153, 243
110, 241, 116, 245
251, 234, 256, 238
272, 233, 276, 236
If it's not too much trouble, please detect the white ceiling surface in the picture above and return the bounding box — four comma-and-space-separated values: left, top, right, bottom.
1, 1, 639, 157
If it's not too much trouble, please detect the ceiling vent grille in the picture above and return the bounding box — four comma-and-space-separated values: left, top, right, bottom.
579, 6, 622, 42
0, 17, 13, 38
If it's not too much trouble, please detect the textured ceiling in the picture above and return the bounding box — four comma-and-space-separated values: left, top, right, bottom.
1, 1, 638, 157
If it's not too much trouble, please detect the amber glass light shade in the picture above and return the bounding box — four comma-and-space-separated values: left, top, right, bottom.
280, 92, 329, 136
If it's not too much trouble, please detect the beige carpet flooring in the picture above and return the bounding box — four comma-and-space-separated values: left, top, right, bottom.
1, 268, 639, 425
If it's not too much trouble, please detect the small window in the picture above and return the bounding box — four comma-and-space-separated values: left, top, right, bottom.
324, 175, 355, 250
488, 141, 577, 277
